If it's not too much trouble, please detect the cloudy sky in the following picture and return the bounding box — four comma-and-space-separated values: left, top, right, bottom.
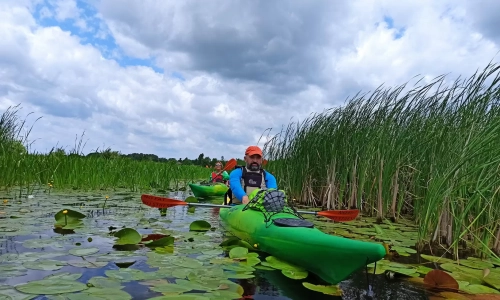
1, 0, 499, 160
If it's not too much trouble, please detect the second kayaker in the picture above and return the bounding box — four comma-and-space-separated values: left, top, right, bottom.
225, 145, 277, 205
210, 161, 230, 183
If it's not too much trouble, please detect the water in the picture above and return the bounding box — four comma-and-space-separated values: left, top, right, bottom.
0, 189, 433, 299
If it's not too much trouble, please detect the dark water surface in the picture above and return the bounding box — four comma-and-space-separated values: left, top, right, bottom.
0, 190, 431, 299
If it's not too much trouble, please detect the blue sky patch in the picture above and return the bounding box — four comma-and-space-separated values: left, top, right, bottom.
32, 0, 163, 74
383, 16, 406, 39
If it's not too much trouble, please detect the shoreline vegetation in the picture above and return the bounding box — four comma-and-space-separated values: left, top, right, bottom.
263, 62, 500, 259
2, 62, 500, 260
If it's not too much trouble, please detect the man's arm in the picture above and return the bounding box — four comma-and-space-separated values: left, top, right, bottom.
264, 171, 278, 189
229, 168, 245, 201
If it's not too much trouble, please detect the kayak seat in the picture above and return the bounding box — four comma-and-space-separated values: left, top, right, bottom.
272, 218, 315, 228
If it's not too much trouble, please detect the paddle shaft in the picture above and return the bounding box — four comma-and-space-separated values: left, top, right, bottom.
181, 201, 320, 215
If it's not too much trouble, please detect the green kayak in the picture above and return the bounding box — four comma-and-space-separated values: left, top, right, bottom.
189, 183, 228, 198
219, 204, 387, 285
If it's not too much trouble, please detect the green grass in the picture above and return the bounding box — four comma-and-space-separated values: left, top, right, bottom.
263, 62, 500, 258
0, 151, 210, 195
0, 106, 210, 195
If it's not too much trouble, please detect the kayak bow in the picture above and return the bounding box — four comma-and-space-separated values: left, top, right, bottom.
218, 204, 387, 285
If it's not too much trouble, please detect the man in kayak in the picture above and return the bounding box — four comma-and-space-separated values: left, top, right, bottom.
210, 161, 230, 184
225, 145, 277, 205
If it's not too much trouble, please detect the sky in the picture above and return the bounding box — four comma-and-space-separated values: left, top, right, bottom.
1, 0, 499, 161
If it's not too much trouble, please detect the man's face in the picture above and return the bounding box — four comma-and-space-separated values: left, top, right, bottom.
245, 154, 262, 171
215, 163, 222, 171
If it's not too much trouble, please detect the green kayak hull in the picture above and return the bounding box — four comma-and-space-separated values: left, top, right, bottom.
189, 183, 228, 198
219, 205, 387, 285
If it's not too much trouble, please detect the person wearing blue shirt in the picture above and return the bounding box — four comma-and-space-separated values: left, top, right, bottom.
226, 145, 277, 205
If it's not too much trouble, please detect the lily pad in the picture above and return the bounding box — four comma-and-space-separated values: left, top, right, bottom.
282, 269, 308, 280
44, 272, 83, 281
302, 282, 342, 296
22, 260, 67, 271
0, 264, 27, 279
423, 269, 459, 290
54, 209, 86, 221
87, 276, 123, 289
145, 237, 175, 248
189, 220, 211, 232
67, 260, 108, 268
420, 254, 456, 264
461, 284, 500, 294
69, 247, 99, 256
229, 247, 248, 259
171, 257, 204, 269
460, 258, 495, 270
114, 228, 142, 245
15, 279, 89, 295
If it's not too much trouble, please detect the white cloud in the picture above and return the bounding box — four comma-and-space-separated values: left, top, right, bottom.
0, 0, 499, 161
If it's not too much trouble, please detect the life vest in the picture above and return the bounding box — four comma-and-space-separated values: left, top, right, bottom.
225, 166, 267, 204
211, 172, 224, 183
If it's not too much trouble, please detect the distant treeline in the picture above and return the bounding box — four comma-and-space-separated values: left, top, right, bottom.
50, 147, 244, 167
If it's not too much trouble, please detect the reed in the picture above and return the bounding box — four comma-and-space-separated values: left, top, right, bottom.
263, 62, 500, 257
0, 106, 209, 196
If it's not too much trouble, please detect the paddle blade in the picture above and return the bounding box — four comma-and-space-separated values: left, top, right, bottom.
224, 158, 237, 171
317, 209, 359, 221
141, 194, 188, 208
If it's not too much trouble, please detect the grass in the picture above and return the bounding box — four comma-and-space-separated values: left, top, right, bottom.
0, 106, 210, 196
263, 62, 500, 258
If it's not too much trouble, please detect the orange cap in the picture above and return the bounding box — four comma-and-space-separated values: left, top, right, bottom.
245, 146, 263, 157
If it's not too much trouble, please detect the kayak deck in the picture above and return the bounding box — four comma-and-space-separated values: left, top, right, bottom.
219, 204, 387, 285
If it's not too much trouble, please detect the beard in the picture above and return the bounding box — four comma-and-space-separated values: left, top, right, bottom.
248, 162, 260, 171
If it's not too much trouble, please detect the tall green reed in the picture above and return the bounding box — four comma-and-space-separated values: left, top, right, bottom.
264, 62, 500, 257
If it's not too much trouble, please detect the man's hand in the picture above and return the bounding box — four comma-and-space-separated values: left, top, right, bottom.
242, 195, 249, 204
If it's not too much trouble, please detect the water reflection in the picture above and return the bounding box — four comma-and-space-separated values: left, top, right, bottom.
0, 190, 432, 299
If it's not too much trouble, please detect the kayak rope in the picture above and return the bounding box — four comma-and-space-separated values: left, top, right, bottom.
365, 258, 377, 298
242, 189, 304, 227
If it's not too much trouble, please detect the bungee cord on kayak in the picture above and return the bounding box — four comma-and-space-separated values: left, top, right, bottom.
242, 188, 312, 228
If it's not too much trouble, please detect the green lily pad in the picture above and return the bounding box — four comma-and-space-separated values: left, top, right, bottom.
302, 282, 342, 296
229, 247, 248, 259
44, 272, 83, 281
483, 272, 500, 289
392, 246, 417, 254
420, 254, 455, 264
67, 260, 108, 268
0, 264, 27, 279
460, 258, 495, 270
225, 272, 255, 279
15, 279, 89, 295
282, 269, 308, 280
73, 287, 133, 299
243, 257, 261, 267
22, 260, 67, 271
69, 247, 99, 256
460, 284, 500, 294
189, 220, 211, 232
147, 281, 192, 294
185, 196, 199, 203
145, 236, 175, 248
114, 228, 142, 245
87, 276, 123, 289
54, 209, 86, 221
221, 264, 255, 272
171, 257, 204, 269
